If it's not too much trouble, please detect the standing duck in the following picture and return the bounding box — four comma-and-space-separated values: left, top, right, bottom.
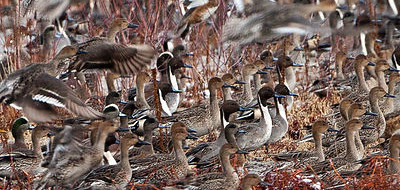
273, 120, 337, 163
389, 130, 400, 174
170, 77, 224, 136
0, 46, 103, 123
186, 101, 248, 164
131, 122, 194, 186
76, 133, 149, 189
38, 120, 119, 188
0, 125, 49, 179
236, 86, 280, 151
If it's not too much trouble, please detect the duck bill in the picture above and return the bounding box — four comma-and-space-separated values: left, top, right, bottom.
367, 62, 376, 66
185, 52, 194, 56
375, 39, 383, 43
186, 134, 198, 140
136, 140, 151, 145
239, 107, 252, 111
272, 57, 279, 61
119, 100, 128, 104
222, 84, 237, 88
119, 112, 128, 117
187, 128, 197, 133
235, 149, 249, 154
389, 67, 400, 72
361, 125, 375, 130
327, 128, 339, 132
116, 128, 131, 132
289, 92, 299, 96
158, 124, 169, 128
28, 125, 35, 130
291, 62, 304, 67
235, 80, 246, 85
347, 56, 355, 60
264, 66, 274, 70
336, 5, 348, 10
237, 130, 247, 134
384, 94, 396, 98
259, 181, 273, 187
274, 94, 286, 98
183, 63, 193, 68
127, 23, 139, 28
293, 47, 304, 51
182, 75, 192, 79
256, 70, 268, 74
115, 139, 121, 144
77, 50, 88, 54
364, 111, 378, 116
47, 132, 56, 137
172, 89, 182, 93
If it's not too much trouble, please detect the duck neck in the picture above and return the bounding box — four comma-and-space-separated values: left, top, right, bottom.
242, 72, 253, 103
355, 132, 364, 159
222, 87, 233, 101
173, 137, 186, 162
285, 67, 296, 90
259, 98, 273, 140
370, 95, 386, 137
254, 74, 262, 92
31, 129, 43, 158
107, 26, 119, 42
136, 80, 150, 109
355, 64, 369, 92
210, 87, 220, 126
221, 152, 237, 179
345, 130, 358, 161
313, 132, 325, 162
120, 141, 132, 170
384, 78, 397, 111
389, 144, 400, 174
106, 73, 117, 93
143, 130, 154, 154
94, 130, 110, 153
336, 59, 345, 80
376, 71, 388, 92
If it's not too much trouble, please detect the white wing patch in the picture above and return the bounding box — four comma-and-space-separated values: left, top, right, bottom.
32, 94, 65, 108
10, 103, 23, 110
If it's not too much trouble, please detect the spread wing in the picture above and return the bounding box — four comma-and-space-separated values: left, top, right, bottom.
71, 43, 156, 75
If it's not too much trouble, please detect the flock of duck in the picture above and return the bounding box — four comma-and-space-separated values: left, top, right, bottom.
0, 0, 400, 189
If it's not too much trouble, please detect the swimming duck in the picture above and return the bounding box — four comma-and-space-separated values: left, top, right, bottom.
0, 125, 49, 179
76, 133, 149, 189
38, 120, 119, 188
169, 77, 224, 136
273, 120, 337, 163
0, 46, 103, 123
131, 122, 195, 186
177, 0, 220, 39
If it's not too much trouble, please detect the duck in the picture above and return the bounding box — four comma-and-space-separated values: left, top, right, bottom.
388, 130, 400, 174
175, 69, 192, 104
240, 174, 271, 190
177, 0, 220, 39
273, 120, 338, 163
335, 51, 350, 81
150, 82, 183, 117
185, 101, 248, 164
221, 73, 244, 102
236, 86, 279, 151
169, 77, 224, 136
131, 122, 195, 186
222, 0, 340, 45
184, 143, 249, 190
0, 46, 103, 123
311, 119, 374, 174
382, 72, 400, 114
76, 133, 149, 190
240, 63, 266, 105
38, 120, 119, 188
67, 18, 156, 92
0, 117, 34, 154
0, 125, 49, 179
